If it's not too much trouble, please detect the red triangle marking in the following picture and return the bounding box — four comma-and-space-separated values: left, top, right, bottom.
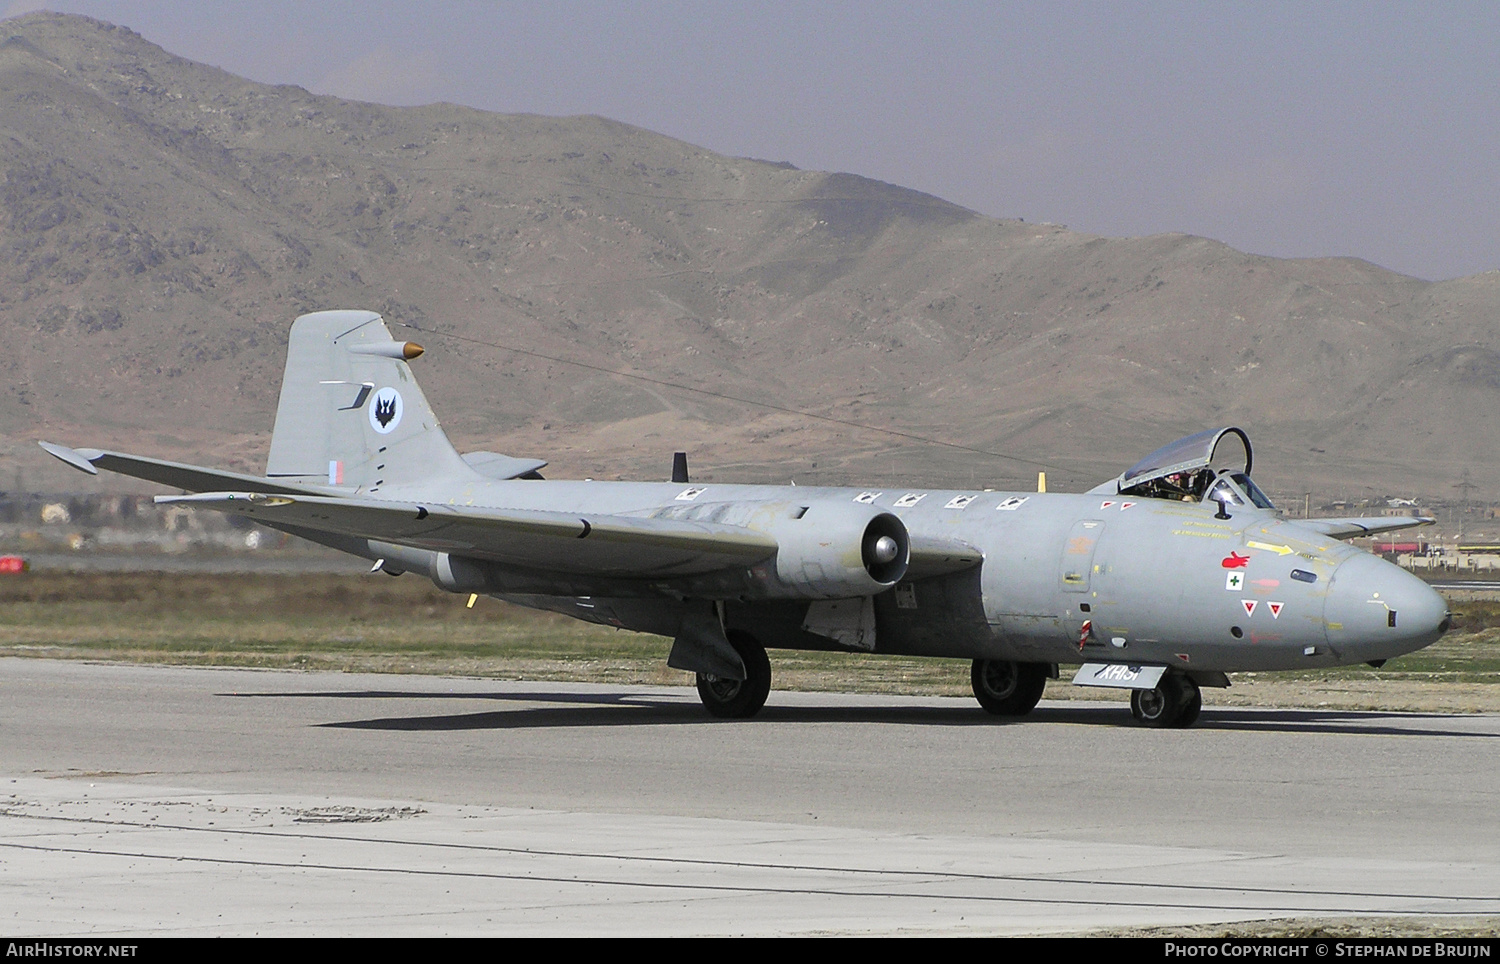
1242, 599, 1258, 617
1268, 601, 1283, 619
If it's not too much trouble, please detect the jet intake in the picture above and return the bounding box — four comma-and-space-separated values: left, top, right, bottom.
759, 504, 909, 599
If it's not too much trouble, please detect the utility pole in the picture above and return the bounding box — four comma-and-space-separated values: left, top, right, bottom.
1454, 470, 1477, 541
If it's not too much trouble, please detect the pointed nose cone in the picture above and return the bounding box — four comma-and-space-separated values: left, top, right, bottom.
1324, 552, 1450, 662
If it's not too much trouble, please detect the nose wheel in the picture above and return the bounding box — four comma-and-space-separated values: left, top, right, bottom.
1130, 674, 1202, 728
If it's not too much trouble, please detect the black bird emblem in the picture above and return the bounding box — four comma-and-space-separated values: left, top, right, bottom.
374, 395, 397, 428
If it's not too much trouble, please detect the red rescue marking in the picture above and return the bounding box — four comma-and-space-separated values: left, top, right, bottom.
1221, 551, 1250, 569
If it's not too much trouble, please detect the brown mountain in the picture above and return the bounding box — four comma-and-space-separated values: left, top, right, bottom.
4, 12, 1498, 503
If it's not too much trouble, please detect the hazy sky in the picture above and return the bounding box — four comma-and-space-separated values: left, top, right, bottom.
9, 1, 1497, 280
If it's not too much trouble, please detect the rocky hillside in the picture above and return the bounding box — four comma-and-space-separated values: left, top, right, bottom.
4, 12, 1498, 501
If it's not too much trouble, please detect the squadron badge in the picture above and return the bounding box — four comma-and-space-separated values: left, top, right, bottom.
369, 387, 403, 434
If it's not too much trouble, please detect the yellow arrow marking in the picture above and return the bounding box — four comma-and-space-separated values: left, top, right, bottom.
1247, 541, 1296, 555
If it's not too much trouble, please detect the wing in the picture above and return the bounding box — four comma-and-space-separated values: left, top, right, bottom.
1300, 515, 1435, 540
41, 442, 322, 496
157, 491, 777, 578
49, 439, 981, 584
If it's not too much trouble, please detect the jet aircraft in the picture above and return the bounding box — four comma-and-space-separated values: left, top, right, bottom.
41, 310, 1451, 727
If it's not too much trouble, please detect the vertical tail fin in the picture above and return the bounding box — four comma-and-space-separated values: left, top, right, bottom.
265, 310, 478, 491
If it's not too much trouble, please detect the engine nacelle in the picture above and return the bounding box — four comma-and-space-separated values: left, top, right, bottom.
754, 502, 909, 599
366, 540, 489, 594
430, 551, 488, 593
370, 504, 910, 602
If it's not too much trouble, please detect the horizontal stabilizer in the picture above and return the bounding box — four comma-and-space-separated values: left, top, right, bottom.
156, 491, 778, 578
461, 451, 548, 480
1301, 516, 1435, 540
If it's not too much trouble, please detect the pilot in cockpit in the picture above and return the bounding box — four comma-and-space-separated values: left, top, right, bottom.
1159, 469, 1212, 502
1112, 428, 1270, 510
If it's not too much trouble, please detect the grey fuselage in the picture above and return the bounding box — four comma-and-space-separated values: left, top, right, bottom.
360, 474, 1449, 674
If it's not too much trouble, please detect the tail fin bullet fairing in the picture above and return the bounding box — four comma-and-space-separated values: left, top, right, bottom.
40, 310, 1451, 726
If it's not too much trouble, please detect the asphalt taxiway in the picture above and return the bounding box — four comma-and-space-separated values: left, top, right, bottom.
3, 658, 1498, 936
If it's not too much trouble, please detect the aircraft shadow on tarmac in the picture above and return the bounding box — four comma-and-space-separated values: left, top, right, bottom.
219, 690, 1498, 737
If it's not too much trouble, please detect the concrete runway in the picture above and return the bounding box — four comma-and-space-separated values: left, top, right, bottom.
3, 657, 1498, 936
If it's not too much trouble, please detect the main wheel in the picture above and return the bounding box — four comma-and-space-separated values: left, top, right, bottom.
1131, 684, 1174, 725
971, 660, 1048, 716
695, 631, 771, 719
1130, 675, 1201, 728
1172, 676, 1202, 728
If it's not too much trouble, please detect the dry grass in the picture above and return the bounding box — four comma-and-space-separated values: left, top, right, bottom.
0, 571, 1496, 712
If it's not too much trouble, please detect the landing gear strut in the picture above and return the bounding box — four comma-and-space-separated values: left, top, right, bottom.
1130, 674, 1202, 728
695, 631, 772, 719
971, 660, 1049, 716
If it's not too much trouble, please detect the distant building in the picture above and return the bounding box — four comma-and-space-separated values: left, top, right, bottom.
1456, 544, 1500, 570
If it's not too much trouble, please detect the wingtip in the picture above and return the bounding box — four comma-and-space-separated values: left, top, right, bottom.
38, 440, 100, 476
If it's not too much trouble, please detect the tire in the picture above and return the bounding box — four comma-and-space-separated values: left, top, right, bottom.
1131, 675, 1201, 728
1171, 677, 1202, 728
971, 660, 1048, 716
695, 631, 771, 719
1131, 683, 1175, 725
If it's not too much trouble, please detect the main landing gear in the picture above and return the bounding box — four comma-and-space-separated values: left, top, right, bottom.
970, 660, 1049, 716
695, 631, 772, 719
1130, 673, 1202, 728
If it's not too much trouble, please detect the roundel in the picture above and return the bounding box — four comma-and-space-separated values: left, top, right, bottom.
369, 387, 403, 434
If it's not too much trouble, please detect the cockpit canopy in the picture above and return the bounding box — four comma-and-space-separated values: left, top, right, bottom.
1093, 427, 1276, 510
